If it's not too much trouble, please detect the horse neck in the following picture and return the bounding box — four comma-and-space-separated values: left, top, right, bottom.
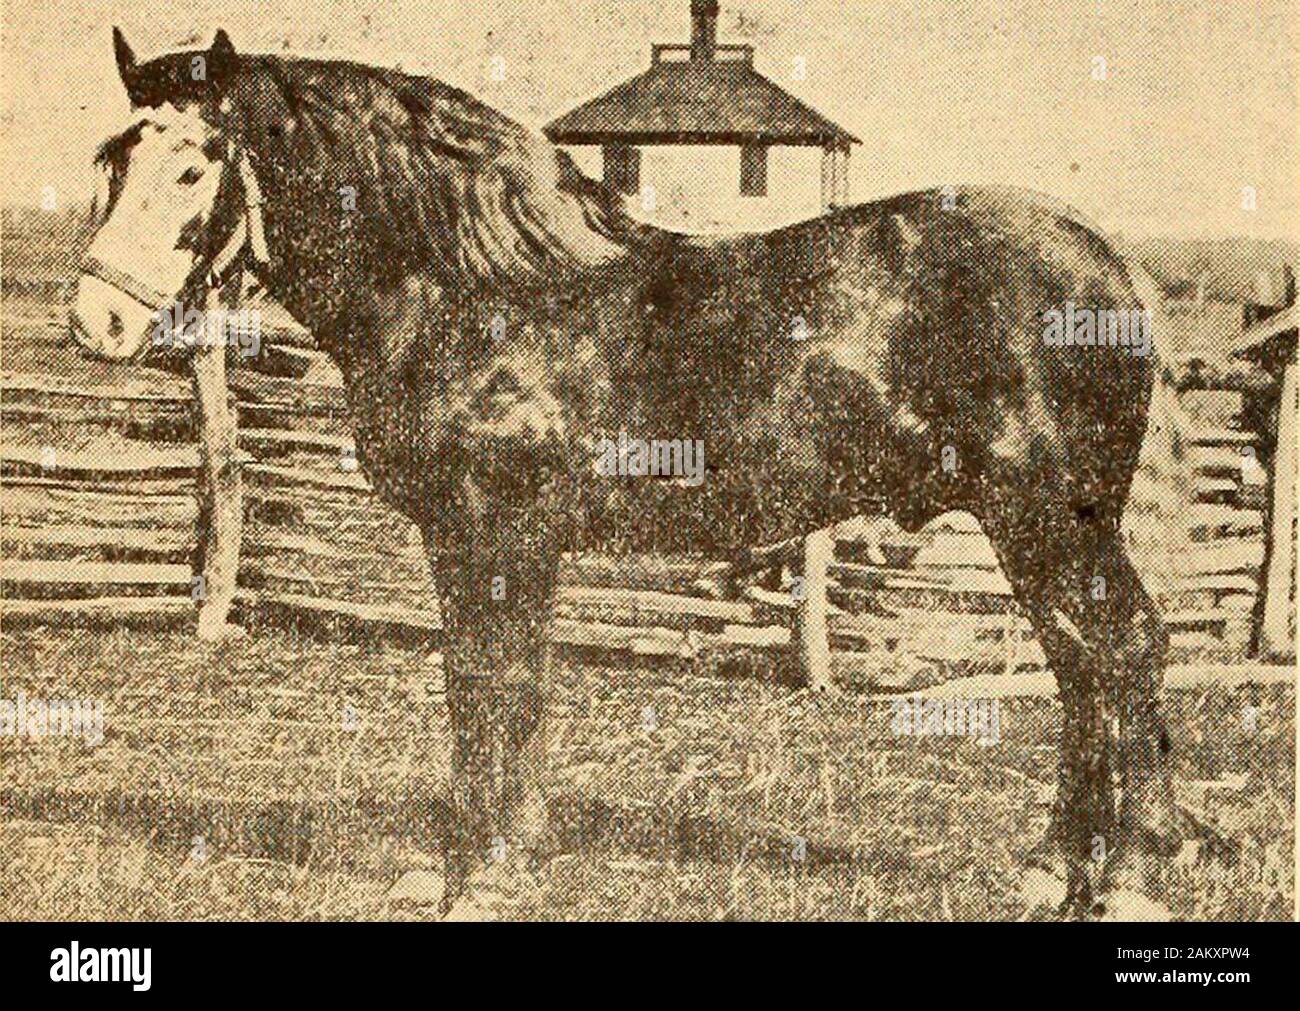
231, 96, 645, 376
252, 186, 636, 381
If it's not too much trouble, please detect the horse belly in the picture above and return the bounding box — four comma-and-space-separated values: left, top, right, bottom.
585, 362, 933, 557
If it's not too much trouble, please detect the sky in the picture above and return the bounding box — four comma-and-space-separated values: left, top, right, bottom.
1, 0, 1296, 239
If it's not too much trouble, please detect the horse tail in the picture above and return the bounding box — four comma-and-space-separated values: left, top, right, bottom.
1121, 256, 1190, 608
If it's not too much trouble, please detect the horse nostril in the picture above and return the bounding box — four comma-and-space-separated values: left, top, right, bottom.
107, 311, 125, 338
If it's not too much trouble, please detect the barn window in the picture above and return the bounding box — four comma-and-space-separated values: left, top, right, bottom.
602, 144, 641, 196
740, 144, 768, 197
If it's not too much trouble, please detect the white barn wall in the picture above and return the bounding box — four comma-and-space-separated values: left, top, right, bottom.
563, 144, 827, 234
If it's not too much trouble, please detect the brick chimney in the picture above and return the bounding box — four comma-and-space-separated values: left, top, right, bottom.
690, 0, 719, 61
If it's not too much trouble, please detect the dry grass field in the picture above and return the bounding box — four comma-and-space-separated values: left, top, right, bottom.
1, 622, 1291, 921
1, 209, 1294, 921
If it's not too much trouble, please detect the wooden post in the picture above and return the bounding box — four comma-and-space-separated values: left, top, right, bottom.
795, 529, 834, 691
740, 143, 768, 197
191, 289, 244, 641
1260, 361, 1297, 660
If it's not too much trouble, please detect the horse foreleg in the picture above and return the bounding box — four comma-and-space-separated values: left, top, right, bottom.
423, 508, 557, 917
1030, 601, 1115, 913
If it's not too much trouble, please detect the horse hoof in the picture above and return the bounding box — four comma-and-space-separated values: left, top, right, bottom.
1106, 821, 1185, 893
1096, 832, 1178, 920
1020, 829, 1099, 919
440, 849, 539, 922
1020, 867, 1069, 914
1094, 860, 1175, 921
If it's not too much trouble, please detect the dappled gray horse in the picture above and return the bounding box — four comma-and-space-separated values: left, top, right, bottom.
70, 30, 1180, 913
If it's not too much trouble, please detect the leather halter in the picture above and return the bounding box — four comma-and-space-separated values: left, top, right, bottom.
81, 148, 270, 312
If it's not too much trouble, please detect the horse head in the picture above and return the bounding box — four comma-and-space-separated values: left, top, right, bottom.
69, 28, 266, 361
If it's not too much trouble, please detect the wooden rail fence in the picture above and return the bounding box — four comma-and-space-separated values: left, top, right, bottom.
1, 307, 1282, 690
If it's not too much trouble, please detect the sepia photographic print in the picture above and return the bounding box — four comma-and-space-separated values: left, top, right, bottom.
0, 0, 1296, 989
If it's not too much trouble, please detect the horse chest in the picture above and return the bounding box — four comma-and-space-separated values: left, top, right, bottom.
341, 336, 587, 526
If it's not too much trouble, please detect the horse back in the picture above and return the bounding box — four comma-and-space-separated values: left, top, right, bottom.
613, 185, 1156, 472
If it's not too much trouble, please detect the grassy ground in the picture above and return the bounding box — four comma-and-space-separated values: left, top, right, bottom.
0, 622, 1292, 920
4, 210, 1295, 921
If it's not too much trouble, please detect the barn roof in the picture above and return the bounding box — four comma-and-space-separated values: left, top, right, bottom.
544, 2, 858, 149
545, 57, 858, 148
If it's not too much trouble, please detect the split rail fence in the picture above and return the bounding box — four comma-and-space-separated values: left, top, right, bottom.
1, 308, 1285, 690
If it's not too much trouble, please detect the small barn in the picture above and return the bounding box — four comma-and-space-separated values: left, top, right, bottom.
544, 0, 859, 230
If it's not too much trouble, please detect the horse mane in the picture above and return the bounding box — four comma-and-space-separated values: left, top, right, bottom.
244, 56, 647, 294
132, 50, 644, 295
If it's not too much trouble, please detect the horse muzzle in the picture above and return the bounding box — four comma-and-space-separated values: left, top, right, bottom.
68, 272, 156, 361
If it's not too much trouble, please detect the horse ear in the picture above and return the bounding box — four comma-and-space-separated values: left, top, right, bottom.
211, 29, 236, 63
112, 27, 136, 85
208, 29, 238, 87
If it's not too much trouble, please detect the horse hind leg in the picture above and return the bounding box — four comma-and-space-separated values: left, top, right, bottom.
979, 494, 1120, 914
1086, 532, 1179, 892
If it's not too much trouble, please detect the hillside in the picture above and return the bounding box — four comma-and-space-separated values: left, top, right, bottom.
1120, 234, 1299, 305
6, 204, 1295, 307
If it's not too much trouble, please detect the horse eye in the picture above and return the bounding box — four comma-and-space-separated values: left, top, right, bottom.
178, 166, 204, 185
